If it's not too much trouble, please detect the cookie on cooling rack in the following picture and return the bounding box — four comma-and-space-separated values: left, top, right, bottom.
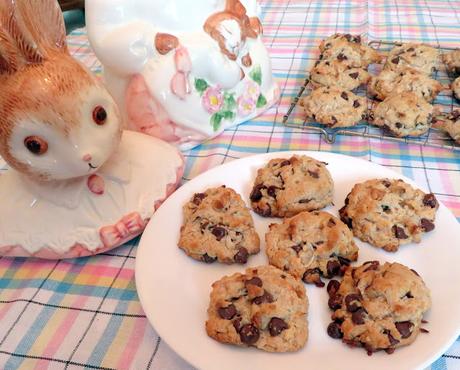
249, 155, 334, 218
206, 265, 308, 352
442, 49, 460, 75
300, 86, 367, 128
432, 110, 460, 144
265, 211, 358, 287
452, 76, 460, 101
368, 67, 444, 102
178, 186, 260, 264
384, 43, 439, 75
326, 261, 431, 355
310, 59, 370, 91
339, 178, 439, 252
319, 33, 383, 68
370, 92, 434, 137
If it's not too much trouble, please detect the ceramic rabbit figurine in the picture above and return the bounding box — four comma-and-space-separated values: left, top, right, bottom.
0, 0, 184, 258
86, 0, 280, 150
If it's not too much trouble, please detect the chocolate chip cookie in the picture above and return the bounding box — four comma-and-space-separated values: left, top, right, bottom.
371, 92, 434, 137
368, 67, 444, 102
249, 155, 334, 218
453, 76, 460, 100
432, 110, 460, 144
319, 33, 383, 68
339, 178, 439, 252
442, 49, 460, 75
326, 261, 431, 355
384, 43, 439, 75
178, 186, 260, 264
206, 265, 308, 352
300, 86, 367, 127
265, 211, 358, 287
310, 59, 370, 91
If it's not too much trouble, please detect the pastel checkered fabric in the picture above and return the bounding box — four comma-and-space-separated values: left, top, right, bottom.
0, 1, 459, 369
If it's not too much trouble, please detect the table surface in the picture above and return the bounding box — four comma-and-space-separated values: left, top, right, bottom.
1, 1, 459, 369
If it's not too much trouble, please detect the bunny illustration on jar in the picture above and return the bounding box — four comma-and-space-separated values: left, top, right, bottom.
0, 0, 184, 258
86, 0, 280, 150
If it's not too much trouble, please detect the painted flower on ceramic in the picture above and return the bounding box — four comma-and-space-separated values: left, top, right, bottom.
202, 86, 223, 113
237, 95, 256, 116
244, 80, 261, 101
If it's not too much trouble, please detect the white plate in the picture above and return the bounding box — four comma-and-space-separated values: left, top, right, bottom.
135, 151, 460, 370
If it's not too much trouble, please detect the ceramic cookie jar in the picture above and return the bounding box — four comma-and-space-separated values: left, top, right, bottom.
86, 0, 279, 149
0, 0, 184, 258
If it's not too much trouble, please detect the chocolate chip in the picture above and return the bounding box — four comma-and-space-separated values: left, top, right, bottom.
249, 184, 264, 202
327, 260, 341, 277
339, 206, 353, 228
387, 331, 400, 346
395, 122, 403, 128
268, 317, 288, 336
420, 218, 435, 232
232, 317, 242, 332
423, 193, 438, 208
211, 226, 227, 241
392, 225, 408, 239
328, 294, 343, 310
344, 34, 352, 41
381, 204, 390, 212
327, 218, 336, 227
391, 56, 400, 64
239, 324, 260, 345
252, 290, 274, 305
351, 308, 366, 325
341, 91, 349, 100
407, 47, 415, 52
331, 116, 338, 124
382, 179, 391, 188
327, 280, 340, 296
280, 160, 291, 167
349, 72, 359, 79
202, 253, 216, 263
192, 193, 207, 205
410, 269, 420, 277
218, 304, 237, 320
254, 204, 271, 217
345, 294, 361, 312
327, 322, 343, 339
308, 170, 319, 178
353, 100, 361, 108
338, 256, 351, 266
245, 276, 263, 287
404, 291, 414, 299
299, 198, 312, 203
420, 328, 429, 333
302, 268, 325, 287
234, 247, 249, 264
395, 321, 414, 339
337, 53, 348, 61
267, 186, 278, 198
385, 348, 395, 354
291, 244, 303, 254
363, 260, 379, 272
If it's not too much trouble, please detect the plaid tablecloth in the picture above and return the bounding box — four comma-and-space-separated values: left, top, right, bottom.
1, 1, 459, 369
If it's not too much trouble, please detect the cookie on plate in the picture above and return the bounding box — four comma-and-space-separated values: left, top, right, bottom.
368, 67, 444, 102
453, 76, 460, 100
310, 59, 370, 90
339, 178, 439, 252
206, 265, 308, 352
370, 92, 434, 137
326, 261, 431, 355
265, 211, 358, 287
249, 155, 333, 218
384, 43, 439, 75
178, 186, 260, 264
300, 86, 367, 127
442, 49, 460, 75
319, 33, 383, 68
432, 110, 460, 144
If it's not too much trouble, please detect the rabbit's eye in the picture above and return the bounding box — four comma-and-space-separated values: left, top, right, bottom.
92, 106, 107, 125
24, 136, 48, 155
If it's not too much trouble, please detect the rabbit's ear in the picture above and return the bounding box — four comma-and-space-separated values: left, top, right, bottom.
0, 27, 20, 73
0, 0, 67, 71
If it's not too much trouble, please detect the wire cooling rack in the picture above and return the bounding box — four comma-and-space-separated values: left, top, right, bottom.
282, 40, 460, 150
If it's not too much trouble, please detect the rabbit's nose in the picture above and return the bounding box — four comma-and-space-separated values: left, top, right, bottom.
82, 154, 92, 162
